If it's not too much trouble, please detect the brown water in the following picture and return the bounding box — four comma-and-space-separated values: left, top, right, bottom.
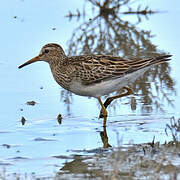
0, 0, 180, 179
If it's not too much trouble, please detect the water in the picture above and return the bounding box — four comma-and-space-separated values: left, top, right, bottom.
0, 0, 180, 178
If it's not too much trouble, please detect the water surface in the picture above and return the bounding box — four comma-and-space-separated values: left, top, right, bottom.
0, 0, 180, 178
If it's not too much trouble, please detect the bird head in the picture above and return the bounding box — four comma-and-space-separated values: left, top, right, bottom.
18, 43, 65, 69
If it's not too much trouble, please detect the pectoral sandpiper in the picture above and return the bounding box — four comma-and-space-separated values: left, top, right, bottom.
18, 43, 172, 126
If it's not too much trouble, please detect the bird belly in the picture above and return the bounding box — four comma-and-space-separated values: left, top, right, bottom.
69, 67, 149, 97
69, 80, 122, 97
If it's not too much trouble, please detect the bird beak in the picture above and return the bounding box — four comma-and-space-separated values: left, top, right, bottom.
18, 55, 42, 69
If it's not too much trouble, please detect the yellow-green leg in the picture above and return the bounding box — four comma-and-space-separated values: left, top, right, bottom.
97, 97, 107, 127
99, 87, 134, 118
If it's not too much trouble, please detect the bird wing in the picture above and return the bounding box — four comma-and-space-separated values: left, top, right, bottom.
69, 54, 171, 85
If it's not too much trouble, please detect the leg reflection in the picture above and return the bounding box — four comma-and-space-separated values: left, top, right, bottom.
100, 126, 112, 148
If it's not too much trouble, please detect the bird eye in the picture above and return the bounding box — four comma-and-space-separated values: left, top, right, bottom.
44, 49, 49, 53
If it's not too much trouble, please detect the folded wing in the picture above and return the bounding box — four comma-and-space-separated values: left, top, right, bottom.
69, 54, 172, 85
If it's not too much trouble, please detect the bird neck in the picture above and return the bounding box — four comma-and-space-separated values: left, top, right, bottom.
48, 55, 68, 74
48, 59, 71, 90
49, 54, 66, 66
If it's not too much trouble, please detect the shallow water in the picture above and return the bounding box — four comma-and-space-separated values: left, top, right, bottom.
0, 0, 180, 178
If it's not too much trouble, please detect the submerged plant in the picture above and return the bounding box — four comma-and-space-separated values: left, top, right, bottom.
165, 117, 180, 145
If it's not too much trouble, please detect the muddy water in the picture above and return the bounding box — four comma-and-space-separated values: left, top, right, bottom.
0, 0, 180, 179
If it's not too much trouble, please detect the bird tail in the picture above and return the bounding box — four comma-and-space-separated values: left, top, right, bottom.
149, 55, 172, 65
125, 54, 172, 75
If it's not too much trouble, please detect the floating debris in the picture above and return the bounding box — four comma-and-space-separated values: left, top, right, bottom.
57, 114, 62, 124
131, 97, 136, 111
33, 137, 57, 141
7, 156, 29, 160
2, 144, 11, 149
26, 101, 36, 106
53, 155, 73, 159
21, 116, 26, 125
13, 16, 17, 19
52, 27, 56, 30
40, 86, 43, 89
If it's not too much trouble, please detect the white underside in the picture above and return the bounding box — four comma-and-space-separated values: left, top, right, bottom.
69, 67, 150, 97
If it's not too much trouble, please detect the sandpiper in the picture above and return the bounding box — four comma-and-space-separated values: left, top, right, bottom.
18, 43, 172, 126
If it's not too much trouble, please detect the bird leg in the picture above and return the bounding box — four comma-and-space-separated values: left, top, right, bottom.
97, 97, 107, 127
99, 87, 134, 118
